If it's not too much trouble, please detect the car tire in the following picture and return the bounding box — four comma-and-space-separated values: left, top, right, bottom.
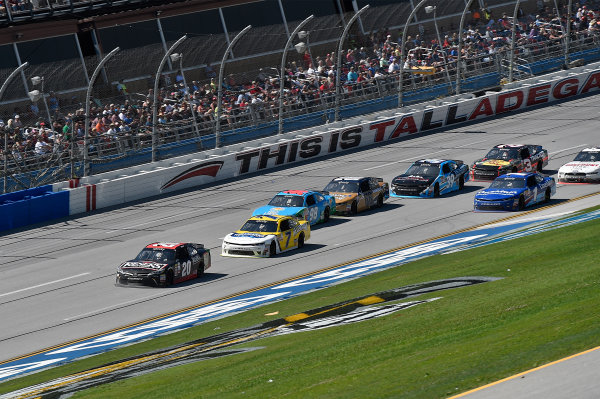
323, 207, 330, 223
518, 195, 525, 211
197, 263, 205, 279
350, 201, 358, 215
376, 194, 384, 208
433, 183, 440, 198
458, 175, 464, 190
512, 167, 518, 173
269, 241, 277, 257
544, 188, 551, 203
298, 233, 304, 248
537, 161, 543, 172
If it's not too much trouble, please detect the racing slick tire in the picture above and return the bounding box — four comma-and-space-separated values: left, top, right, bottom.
459, 175, 465, 190
376, 194, 384, 208
350, 201, 358, 215
517, 195, 525, 211
269, 241, 277, 257
537, 161, 543, 172
512, 167, 518, 173
544, 188, 551, 203
323, 207, 330, 223
298, 233, 305, 249
433, 183, 440, 198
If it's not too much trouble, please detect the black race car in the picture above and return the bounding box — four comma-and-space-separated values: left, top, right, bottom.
470, 144, 549, 181
116, 242, 211, 287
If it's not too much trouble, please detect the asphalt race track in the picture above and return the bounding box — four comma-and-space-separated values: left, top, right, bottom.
1, 94, 599, 377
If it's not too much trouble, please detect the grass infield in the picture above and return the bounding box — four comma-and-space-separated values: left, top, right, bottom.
1, 208, 599, 398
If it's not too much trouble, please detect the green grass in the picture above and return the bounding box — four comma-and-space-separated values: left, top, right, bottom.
2, 210, 600, 398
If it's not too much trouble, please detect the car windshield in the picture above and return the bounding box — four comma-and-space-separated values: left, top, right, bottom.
405, 164, 440, 177
573, 151, 600, 162
485, 148, 520, 160
268, 195, 304, 207
489, 178, 525, 189
324, 181, 359, 193
134, 248, 176, 262
240, 220, 278, 233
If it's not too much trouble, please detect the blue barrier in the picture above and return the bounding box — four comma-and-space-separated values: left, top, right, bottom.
0, 185, 69, 232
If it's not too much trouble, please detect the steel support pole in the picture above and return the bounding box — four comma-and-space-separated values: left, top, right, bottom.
152, 35, 187, 162
456, 0, 475, 95
399, 0, 429, 108
509, 0, 521, 83
216, 25, 251, 148
335, 5, 369, 122
564, 0, 572, 68
1, 62, 28, 194
84, 47, 119, 177
431, 6, 453, 87
279, 15, 314, 135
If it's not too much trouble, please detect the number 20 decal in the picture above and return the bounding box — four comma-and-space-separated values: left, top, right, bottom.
181, 260, 191, 276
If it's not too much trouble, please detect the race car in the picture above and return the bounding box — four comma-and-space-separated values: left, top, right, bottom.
470, 144, 549, 181
473, 172, 556, 211
323, 176, 389, 214
221, 214, 310, 258
557, 146, 600, 183
116, 242, 211, 286
390, 159, 469, 198
252, 190, 336, 225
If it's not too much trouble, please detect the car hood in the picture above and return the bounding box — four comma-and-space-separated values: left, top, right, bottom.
328, 192, 357, 203
475, 159, 513, 168
559, 162, 600, 173
253, 205, 305, 217
120, 260, 170, 272
392, 175, 435, 185
475, 189, 522, 200
225, 232, 274, 244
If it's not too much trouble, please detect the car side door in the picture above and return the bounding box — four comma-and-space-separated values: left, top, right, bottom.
186, 244, 202, 277
304, 194, 319, 224
278, 218, 293, 250
175, 246, 192, 281
525, 175, 538, 204
359, 179, 373, 210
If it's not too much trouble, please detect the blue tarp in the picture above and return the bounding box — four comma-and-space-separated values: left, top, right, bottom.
0, 185, 69, 232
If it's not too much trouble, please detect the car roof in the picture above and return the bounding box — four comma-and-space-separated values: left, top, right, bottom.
278, 190, 310, 196
581, 146, 600, 152
499, 172, 536, 179
247, 214, 289, 222
414, 159, 448, 165
331, 176, 370, 182
145, 242, 186, 249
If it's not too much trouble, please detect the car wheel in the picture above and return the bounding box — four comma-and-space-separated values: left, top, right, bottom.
350, 201, 358, 215
433, 183, 440, 198
544, 188, 551, 203
537, 161, 543, 173
323, 207, 330, 223
197, 263, 205, 279
377, 194, 384, 208
512, 167, 518, 173
298, 233, 305, 248
518, 195, 525, 211
269, 241, 277, 257
459, 175, 464, 190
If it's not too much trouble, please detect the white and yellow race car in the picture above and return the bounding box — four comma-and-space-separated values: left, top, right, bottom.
221, 215, 310, 258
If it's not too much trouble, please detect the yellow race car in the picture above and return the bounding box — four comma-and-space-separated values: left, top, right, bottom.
323, 177, 389, 214
221, 215, 310, 258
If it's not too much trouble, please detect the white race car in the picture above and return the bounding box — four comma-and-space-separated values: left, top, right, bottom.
558, 146, 600, 183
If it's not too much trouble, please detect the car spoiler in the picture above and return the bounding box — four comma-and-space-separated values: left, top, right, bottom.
452, 160, 464, 166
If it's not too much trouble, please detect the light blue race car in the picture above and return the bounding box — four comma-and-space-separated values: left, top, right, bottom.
474, 172, 556, 211
390, 159, 470, 198
252, 190, 336, 225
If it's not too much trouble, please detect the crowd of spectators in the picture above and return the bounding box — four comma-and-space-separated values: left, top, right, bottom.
2, 1, 600, 168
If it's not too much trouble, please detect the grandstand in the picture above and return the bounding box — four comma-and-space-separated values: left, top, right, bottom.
1, 0, 600, 193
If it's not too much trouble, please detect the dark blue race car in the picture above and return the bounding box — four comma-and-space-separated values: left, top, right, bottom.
390, 159, 469, 198
473, 172, 556, 211
252, 190, 336, 225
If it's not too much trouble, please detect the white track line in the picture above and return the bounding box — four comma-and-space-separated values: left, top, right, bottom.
105, 198, 246, 233
0, 273, 90, 298
63, 292, 164, 321
364, 139, 490, 171
549, 144, 588, 156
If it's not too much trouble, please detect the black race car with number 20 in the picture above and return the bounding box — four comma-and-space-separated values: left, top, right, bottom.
116, 242, 211, 287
